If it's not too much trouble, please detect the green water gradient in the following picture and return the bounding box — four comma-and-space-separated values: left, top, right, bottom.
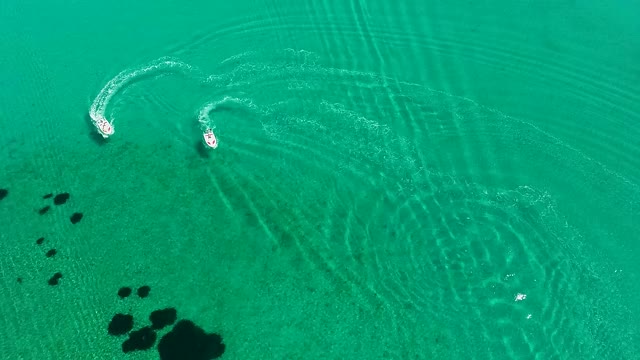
1, 0, 638, 359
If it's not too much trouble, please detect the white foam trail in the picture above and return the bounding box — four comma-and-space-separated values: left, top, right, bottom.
196, 96, 256, 131
89, 57, 195, 135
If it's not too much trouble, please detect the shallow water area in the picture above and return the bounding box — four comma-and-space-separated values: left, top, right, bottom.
0, 0, 638, 359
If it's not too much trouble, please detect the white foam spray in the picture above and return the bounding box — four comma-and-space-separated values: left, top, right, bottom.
196, 96, 257, 131
89, 57, 195, 136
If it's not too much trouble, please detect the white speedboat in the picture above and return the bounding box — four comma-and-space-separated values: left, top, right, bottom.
203, 128, 218, 149
96, 118, 114, 138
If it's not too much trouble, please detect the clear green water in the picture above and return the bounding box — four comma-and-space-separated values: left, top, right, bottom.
1, 0, 639, 359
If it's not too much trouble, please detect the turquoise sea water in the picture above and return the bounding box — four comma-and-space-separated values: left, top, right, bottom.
1, 0, 639, 359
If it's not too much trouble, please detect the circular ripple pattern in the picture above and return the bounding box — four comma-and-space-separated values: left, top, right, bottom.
167, 6, 640, 184
192, 49, 638, 359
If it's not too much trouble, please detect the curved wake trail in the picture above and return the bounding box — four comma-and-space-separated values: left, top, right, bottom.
196, 96, 256, 131
194, 96, 258, 149
89, 57, 196, 136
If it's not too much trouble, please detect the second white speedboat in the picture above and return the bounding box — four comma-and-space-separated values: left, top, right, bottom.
203, 128, 218, 149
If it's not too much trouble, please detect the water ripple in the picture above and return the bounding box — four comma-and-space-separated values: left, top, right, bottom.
193, 49, 638, 358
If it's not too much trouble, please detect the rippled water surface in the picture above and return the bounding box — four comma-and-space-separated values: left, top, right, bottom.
1, 0, 638, 359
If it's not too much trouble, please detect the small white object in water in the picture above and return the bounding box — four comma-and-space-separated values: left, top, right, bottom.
526, 314, 532, 319
504, 273, 515, 280
515, 293, 527, 301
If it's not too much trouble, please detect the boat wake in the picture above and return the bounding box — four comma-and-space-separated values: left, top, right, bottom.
89, 57, 196, 139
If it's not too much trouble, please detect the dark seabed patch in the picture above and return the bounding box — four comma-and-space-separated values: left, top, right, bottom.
150, 308, 178, 330
158, 320, 226, 360
122, 327, 157, 353
137, 285, 151, 298
118, 287, 132, 298
0, 188, 8, 200
11, 184, 231, 359
70, 212, 83, 224
53, 193, 70, 205
48, 272, 62, 286
108, 314, 134, 336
